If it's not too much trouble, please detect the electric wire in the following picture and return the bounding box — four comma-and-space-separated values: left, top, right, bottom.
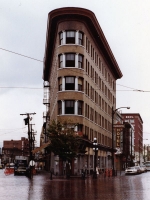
0, 47, 149, 92
0, 47, 43, 62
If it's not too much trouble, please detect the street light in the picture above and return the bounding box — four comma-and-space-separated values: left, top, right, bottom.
93, 137, 98, 179
112, 106, 130, 176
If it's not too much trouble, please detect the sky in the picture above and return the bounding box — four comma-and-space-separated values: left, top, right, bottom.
1, 0, 150, 147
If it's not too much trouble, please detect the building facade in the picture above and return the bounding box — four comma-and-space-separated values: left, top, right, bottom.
121, 113, 143, 165
2, 137, 29, 164
43, 7, 123, 175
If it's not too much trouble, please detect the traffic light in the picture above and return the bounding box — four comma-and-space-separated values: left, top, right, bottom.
24, 117, 29, 125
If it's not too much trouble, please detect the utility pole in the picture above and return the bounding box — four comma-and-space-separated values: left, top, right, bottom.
20, 112, 36, 178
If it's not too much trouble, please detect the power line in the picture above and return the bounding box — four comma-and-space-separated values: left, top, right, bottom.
0, 86, 43, 89
0, 47, 43, 63
1, 47, 149, 92
0, 86, 149, 92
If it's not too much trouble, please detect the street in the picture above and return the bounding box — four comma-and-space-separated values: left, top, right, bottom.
0, 170, 150, 200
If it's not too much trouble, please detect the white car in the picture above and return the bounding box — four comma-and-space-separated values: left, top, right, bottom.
125, 166, 141, 175
140, 165, 147, 173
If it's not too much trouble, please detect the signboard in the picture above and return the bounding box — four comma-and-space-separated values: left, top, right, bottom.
113, 124, 124, 128
116, 128, 122, 148
114, 123, 124, 148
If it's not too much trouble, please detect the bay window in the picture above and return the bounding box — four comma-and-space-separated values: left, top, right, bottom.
65, 100, 75, 114
65, 77, 75, 90
66, 53, 75, 67
66, 31, 75, 44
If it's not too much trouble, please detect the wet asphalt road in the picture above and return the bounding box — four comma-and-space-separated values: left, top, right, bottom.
1, 170, 150, 200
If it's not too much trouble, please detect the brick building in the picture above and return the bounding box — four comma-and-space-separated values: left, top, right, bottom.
42, 7, 123, 175
2, 137, 29, 163
121, 113, 143, 165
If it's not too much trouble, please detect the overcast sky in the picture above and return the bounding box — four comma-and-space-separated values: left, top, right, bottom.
1, 0, 150, 147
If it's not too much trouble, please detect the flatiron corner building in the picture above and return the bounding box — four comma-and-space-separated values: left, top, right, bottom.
43, 7, 123, 174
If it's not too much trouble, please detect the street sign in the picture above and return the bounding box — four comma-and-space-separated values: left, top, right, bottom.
29, 160, 35, 166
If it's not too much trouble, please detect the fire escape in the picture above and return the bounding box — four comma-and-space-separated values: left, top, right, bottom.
42, 81, 50, 150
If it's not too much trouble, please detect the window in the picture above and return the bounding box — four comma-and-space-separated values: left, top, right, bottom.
65, 100, 74, 114
65, 77, 75, 90
105, 119, 107, 130
99, 95, 101, 108
59, 54, 63, 68
78, 101, 83, 115
78, 54, 83, 68
66, 53, 75, 67
99, 114, 101, 126
59, 32, 63, 45
99, 58, 101, 71
85, 104, 87, 117
90, 107, 94, 121
102, 117, 104, 128
58, 77, 62, 91
86, 37, 90, 53
90, 129, 93, 141
99, 77, 101, 90
102, 99, 104, 110
95, 111, 97, 124
78, 32, 83, 45
87, 105, 89, 118
77, 124, 83, 132
78, 77, 83, 91
58, 101, 62, 114
102, 134, 104, 144
66, 31, 75, 44
85, 81, 87, 95
102, 81, 104, 93
91, 45, 93, 57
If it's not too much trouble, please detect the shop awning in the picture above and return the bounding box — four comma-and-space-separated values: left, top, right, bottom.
32, 142, 51, 154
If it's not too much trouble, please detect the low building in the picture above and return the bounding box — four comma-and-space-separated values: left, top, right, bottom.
2, 137, 29, 164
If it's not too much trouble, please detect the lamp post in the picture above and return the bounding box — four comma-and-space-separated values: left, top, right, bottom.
93, 137, 98, 179
112, 106, 130, 176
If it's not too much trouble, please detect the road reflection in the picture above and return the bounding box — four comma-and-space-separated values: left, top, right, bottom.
0, 170, 149, 200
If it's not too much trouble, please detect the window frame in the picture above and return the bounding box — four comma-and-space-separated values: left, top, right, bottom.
65, 76, 75, 90
66, 53, 75, 67
78, 31, 83, 45
66, 30, 76, 44
59, 32, 63, 45
65, 100, 75, 114
78, 101, 83, 115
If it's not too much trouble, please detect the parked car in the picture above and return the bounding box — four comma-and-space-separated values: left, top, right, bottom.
125, 166, 141, 175
140, 165, 147, 172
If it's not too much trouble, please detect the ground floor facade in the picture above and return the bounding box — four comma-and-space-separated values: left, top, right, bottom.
43, 147, 113, 176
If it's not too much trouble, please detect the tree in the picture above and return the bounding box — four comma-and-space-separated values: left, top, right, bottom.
47, 120, 82, 162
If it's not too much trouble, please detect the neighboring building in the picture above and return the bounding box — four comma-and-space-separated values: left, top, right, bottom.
2, 137, 29, 164
42, 7, 123, 175
122, 122, 134, 169
121, 113, 143, 165
113, 111, 134, 171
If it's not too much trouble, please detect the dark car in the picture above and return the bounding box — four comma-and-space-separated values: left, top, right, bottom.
14, 163, 28, 175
